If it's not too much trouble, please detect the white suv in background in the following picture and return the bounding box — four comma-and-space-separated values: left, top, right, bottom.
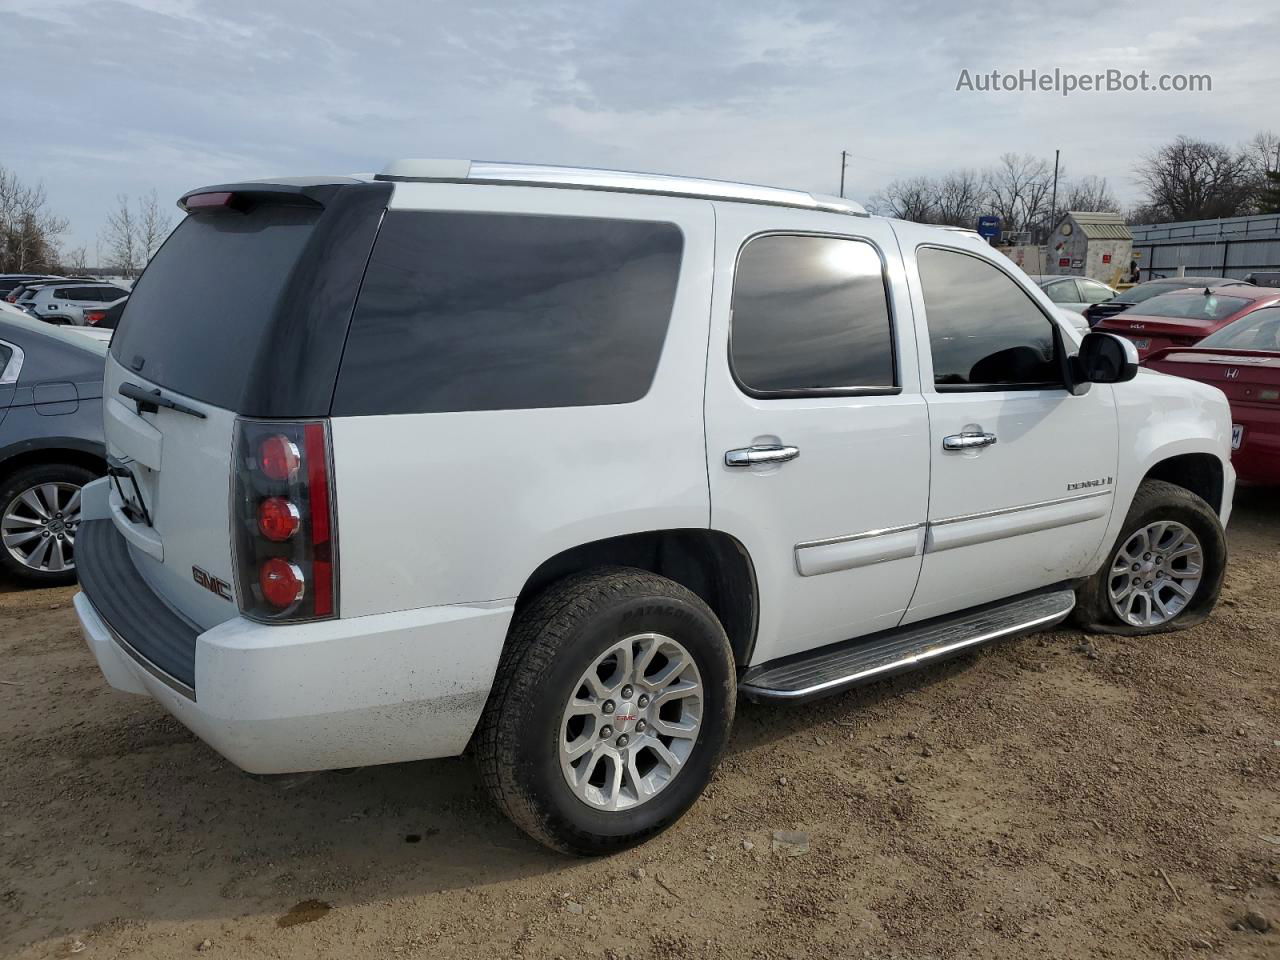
24, 281, 130, 325
75, 160, 1234, 854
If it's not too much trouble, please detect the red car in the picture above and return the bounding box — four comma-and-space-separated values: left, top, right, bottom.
1095, 285, 1280, 360
1144, 305, 1280, 485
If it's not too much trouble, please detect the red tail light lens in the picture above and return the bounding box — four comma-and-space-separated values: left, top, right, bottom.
259, 434, 300, 481
233, 419, 338, 622
257, 496, 301, 541
84, 310, 106, 326
259, 558, 304, 608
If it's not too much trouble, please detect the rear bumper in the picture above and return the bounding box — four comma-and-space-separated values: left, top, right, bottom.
75, 560, 514, 774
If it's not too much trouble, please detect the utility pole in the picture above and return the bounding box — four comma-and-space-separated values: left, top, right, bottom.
839, 150, 849, 199
1049, 148, 1060, 238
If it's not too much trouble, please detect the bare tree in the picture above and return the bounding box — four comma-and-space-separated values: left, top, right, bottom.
59, 246, 89, 274
0, 164, 68, 272
985, 153, 1053, 236
1135, 136, 1256, 222
1063, 175, 1121, 213
933, 169, 985, 227
103, 193, 140, 276
868, 176, 936, 222
137, 189, 172, 261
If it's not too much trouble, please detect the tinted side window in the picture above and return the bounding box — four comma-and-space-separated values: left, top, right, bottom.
333, 211, 684, 415
917, 247, 1060, 389
0, 344, 11, 372
730, 235, 895, 394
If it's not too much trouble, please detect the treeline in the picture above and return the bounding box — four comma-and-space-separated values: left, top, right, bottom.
868, 131, 1280, 235
0, 162, 171, 276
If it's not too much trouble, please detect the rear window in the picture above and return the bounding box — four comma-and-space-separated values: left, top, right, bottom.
1198, 307, 1280, 350
332, 211, 684, 415
1133, 292, 1250, 322
111, 204, 320, 409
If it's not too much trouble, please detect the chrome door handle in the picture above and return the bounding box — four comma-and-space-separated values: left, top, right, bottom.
942, 432, 998, 451
725, 444, 800, 467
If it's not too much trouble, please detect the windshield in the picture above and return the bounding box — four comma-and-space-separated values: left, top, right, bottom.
1198, 307, 1280, 350
1129, 292, 1249, 322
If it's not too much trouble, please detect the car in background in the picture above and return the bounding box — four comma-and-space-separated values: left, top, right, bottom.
0, 274, 62, 298
1245, 271, 1280, 289
65, 297, 126, 344
1144, 306, 1280, 485
1093, 286, 1280, 359
1056, 307, 1089, 336
1030, 275, 1118, 315
6, 278, 91, 307
23, 282, 130, 325
0, 310, 106, 584
1084, 275, 1254, 326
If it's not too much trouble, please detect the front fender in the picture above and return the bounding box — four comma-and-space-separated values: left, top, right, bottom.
1090, 370, 1235, 571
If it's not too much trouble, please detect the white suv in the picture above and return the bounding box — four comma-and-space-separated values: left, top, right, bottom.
75, 160, 1234, 854
25, 281, 130, 325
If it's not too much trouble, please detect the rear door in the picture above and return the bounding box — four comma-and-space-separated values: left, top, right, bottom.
704, 205, 930, 665
893, 227, 1119, 624
102, 185, 385, 630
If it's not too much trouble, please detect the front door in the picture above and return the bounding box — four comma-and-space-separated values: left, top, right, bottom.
894, 231, 1119, 624
704, 204, 931, 665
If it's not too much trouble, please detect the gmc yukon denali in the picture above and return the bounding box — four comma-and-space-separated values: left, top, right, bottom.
74, 160, 1234, 854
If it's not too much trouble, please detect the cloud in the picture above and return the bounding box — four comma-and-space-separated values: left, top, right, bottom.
1, 0, 1277, 253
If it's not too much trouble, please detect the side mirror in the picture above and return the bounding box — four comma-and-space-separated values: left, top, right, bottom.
1075, 332, 1139, 385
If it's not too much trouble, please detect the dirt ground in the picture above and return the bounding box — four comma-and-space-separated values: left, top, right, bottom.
1, 491, 1277, 960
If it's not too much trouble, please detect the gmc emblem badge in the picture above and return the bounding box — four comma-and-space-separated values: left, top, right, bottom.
192, 566, 233, 602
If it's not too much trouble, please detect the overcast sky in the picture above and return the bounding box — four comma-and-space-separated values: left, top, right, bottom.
3, 0, 1278, 256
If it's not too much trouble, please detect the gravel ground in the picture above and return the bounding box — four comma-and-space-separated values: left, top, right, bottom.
1, 489, 1277, 959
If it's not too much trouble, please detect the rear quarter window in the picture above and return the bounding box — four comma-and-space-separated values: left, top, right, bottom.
332, 211, 684, 415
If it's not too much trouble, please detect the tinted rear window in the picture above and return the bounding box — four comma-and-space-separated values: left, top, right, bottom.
332, 211, 684, 415
111, 205, 319, 409
1134, 292, 1250, 321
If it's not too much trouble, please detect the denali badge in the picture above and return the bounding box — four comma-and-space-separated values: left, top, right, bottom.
193, 566, 233, 602
1067, 476, 1113, 491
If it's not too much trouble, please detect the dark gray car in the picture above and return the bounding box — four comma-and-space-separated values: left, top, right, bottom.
0, 311, 106, 584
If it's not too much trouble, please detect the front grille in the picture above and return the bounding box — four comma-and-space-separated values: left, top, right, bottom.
77, 520, 200, 690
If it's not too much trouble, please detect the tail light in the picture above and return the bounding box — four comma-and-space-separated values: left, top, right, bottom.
84, 309, 106, 326
232, 419, 337, 622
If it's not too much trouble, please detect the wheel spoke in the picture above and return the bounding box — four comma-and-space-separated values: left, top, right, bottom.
651, 715, 698, 739
655, 678, 700, 707
26, 536, 52, 569
63, 489, 82, 518
47, 538, 66, 572
3, 529, 42, 548
2, 512, 42, 529
18, 490, 49, 519
646, 738, 684, 775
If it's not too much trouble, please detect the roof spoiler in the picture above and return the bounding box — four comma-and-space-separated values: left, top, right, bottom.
177, 178, 364, 213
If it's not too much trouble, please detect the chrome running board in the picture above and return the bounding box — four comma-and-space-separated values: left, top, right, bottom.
739, 588, 1076, 703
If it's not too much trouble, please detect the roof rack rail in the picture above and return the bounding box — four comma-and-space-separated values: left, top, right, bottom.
375, 159, 868, 217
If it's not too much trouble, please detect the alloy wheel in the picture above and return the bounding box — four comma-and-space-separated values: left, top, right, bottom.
558, 632, 703, 811
1, 482, 83, 573
1107, 521, 1203, 627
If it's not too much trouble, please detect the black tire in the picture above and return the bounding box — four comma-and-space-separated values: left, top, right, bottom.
0, 462, 97, 587
475, 567, 737, 856
1073, 479, 1226, 636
